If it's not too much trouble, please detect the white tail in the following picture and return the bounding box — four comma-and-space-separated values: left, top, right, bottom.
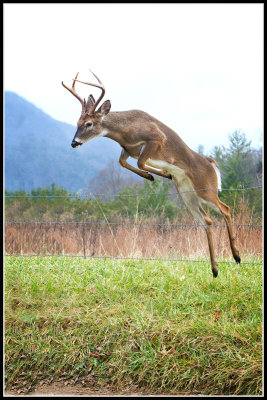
62, 70, 241, 277
211, 161, 222, 191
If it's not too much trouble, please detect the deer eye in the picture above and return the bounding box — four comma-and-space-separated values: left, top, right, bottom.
85, 121, 93, 127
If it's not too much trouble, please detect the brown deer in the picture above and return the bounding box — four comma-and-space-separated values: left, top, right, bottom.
62, 70, 241, 277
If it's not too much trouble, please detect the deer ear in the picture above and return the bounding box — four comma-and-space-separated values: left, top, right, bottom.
97, 100, 111, 115
86, 94, 95, 112
89, 94, 95, 104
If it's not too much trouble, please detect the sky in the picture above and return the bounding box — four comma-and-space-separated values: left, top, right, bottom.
4, 3, 263, 152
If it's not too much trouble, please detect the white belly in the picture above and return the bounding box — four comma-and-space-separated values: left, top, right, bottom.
146, 158, 221, 217
146, 159, 195, 193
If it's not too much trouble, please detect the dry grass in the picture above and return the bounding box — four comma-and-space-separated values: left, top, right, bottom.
5, 213, 262, 260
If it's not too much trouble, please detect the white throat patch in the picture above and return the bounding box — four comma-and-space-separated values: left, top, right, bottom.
98, 129, 108, 138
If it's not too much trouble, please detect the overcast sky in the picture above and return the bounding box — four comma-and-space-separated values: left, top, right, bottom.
4, 3, 263, 152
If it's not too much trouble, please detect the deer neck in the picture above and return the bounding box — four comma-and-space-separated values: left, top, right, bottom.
100, 112, 129, 146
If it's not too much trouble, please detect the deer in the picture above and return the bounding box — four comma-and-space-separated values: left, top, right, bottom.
62, 70, 241, 277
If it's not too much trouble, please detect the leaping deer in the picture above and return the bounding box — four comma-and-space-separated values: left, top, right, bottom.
62, 70, 241, 277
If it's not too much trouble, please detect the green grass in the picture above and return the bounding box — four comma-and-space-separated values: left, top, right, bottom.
5, 256, 263, 395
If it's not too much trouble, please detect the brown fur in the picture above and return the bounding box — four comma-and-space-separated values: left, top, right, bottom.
62, 74, 241, 277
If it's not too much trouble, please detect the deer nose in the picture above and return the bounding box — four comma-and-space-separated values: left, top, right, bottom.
71, 140, 81, 148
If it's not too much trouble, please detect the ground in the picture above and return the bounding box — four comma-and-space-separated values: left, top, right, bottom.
5, 382, 143, 396
5, 380, 192, 397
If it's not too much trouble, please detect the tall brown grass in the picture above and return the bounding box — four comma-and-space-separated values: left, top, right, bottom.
5, 209, 262, 260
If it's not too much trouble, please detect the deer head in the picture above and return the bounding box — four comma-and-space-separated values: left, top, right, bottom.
62, 70, 111, 148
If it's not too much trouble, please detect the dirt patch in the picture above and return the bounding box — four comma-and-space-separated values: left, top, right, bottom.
6, 385, 138, 396
5, 380, 191, 396
5, 382, 143, 396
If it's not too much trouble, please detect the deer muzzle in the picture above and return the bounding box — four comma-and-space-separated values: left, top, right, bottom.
71, 139, 82, 148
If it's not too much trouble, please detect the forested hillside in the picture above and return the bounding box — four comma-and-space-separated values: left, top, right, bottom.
4, 91, 122, 192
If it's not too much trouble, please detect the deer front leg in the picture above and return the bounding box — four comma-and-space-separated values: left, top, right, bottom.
119, 148, 155, 181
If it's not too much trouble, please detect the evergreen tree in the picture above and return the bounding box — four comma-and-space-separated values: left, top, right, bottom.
209, 130, 262, 214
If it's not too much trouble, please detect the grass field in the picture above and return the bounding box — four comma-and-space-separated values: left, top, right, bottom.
5, 255, 263, 395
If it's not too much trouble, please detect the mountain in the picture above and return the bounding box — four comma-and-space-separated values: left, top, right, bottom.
4, 91, 122, 192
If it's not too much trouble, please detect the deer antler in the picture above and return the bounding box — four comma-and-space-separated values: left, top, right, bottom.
62, 72, 86, 113
73, 69, 106, 114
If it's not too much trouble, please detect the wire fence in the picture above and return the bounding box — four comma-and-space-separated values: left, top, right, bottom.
4, 185, 263, 198
5, 221, 263, 227
5, 185, 263, 265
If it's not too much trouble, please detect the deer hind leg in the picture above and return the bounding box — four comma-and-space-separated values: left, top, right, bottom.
174, 181, 218, 277
216, 199, 241, 263
198, 206, 218, 277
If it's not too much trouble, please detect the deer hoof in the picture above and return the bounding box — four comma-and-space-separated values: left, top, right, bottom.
234, 254, 241, 264
212, 263, 218, 278
213, 269, 218, 278
144, 173, 154, 181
